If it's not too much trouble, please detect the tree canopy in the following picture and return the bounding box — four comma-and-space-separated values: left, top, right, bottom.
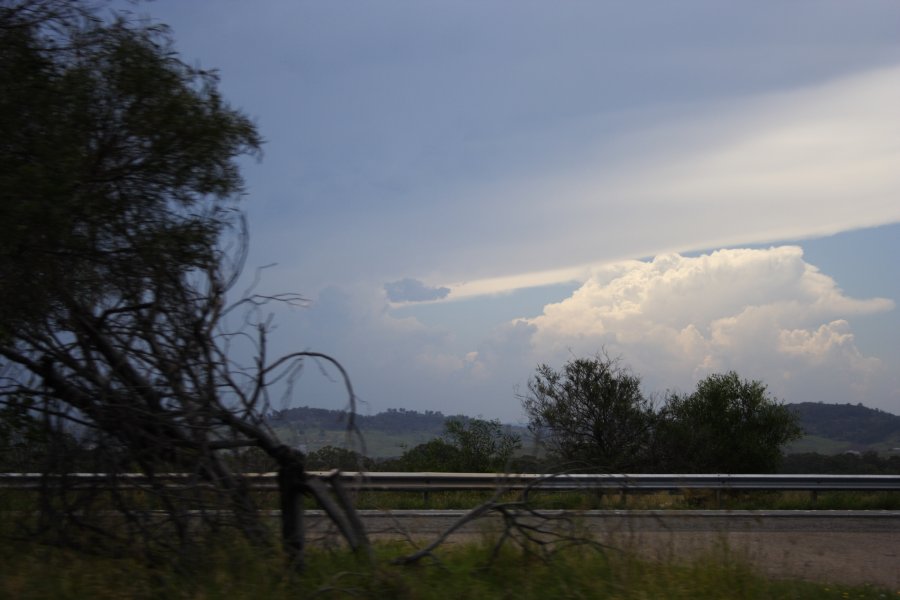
522, 355, 656, 472
0, 0, 261, 337
390, 417, 521, 473
522, 357, 803, 474
658, 372, 802, 473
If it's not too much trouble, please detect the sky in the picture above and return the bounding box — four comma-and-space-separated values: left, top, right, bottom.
128, 1, 900, 422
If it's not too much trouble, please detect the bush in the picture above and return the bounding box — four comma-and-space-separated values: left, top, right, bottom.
658, 372, 802, 473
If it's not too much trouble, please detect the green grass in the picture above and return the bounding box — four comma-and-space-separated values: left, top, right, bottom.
3, 488, 898, 515
785, 435, 853, 454
1, 534, 895, 599
784, 434, 900, 456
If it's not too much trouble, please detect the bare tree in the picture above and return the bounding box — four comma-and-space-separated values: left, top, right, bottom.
393, 474, 610, 567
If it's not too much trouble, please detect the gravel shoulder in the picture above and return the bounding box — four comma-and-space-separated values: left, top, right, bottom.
308, 510, 900, 588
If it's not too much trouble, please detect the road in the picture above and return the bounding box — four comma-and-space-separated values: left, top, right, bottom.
306, 509, 900, 588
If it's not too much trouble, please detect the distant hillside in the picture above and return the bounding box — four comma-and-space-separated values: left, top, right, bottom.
789, 402, 900, 452
791, 402, 900, 444
271, 406, 448, 435
270, 402, 900, 457
269, 406, 460, 457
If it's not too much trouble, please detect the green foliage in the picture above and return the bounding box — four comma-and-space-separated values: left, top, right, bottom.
659, 372, 803, 473
0, 0, 261, 430
522, 354, 655, 472
0, 0, 261, 336
389, 437, 461, 472
523, 357, 805, 474
790, 401, 900, 445
305, 445, 375, 472
0, 532, 892, 599
389, 417, 522, 472
0, 2, 321, 559
443, 417, 521, 472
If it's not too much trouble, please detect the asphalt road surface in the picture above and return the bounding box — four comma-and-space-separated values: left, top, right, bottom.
306, 509, 900, 588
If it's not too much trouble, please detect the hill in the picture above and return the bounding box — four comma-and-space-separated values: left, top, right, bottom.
787, 402, 900, 453
271, 406, 447, 435
269, 407, 489, 457
269, 402, 900, 458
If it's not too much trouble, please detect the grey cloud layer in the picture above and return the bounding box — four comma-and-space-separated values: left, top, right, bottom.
142, 0, 900, 290
384, 278, 450, 303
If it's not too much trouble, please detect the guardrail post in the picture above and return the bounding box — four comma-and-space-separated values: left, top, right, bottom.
810, 490, 818, 508
277, 462, 305, 564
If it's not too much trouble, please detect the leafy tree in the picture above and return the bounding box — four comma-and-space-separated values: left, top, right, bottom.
444, 417, 521, 472
1, 1, 261, 336
522, 355, 655, 472
393, 438, 462, 472
392, 417, 521, 472
306, 445, 374, 472
0, 0, 366, 565
658, 372, 802, 473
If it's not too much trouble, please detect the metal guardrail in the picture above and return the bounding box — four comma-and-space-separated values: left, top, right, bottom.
2, 472, 899, 492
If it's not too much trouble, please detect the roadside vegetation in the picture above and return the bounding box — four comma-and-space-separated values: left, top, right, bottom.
2, 532, 895, 600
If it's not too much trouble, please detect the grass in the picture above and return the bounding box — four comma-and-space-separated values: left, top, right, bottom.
1, 533, 896, 599
784, 433, 900, 456
785, 435, 854, 455
3, 487, 898, 515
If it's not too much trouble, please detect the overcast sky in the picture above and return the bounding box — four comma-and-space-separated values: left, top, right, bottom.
134, 1, 900, 421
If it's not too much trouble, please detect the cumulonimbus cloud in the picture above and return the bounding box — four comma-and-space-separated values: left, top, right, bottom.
516, 246, 894, 404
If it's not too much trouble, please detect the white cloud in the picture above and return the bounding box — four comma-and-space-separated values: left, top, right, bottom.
521, 247, 895, 405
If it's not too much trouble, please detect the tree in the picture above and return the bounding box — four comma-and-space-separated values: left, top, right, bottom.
522, 355, 655, 472
305, 445, 374, 472
392, 438, 462, 472
0, 0, 366, 566
392, 417, 521, 472
443, 417, 521, 472
1, 1, 261, 335
658, 372, 802, 473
